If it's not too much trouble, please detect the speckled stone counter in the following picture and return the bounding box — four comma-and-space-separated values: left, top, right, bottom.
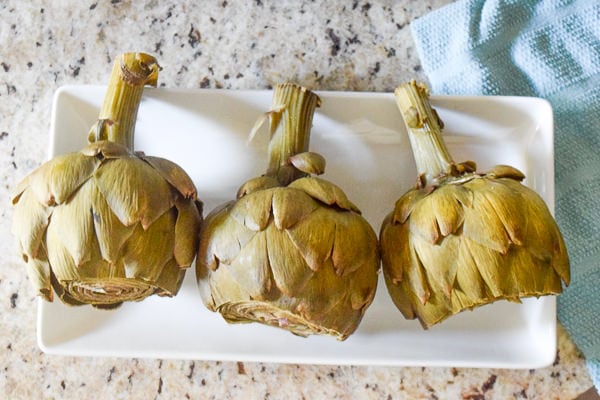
0, 1, 594, 399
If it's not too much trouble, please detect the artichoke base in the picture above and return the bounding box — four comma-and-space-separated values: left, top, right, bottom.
216, 300, 348, 341
63, 277, 158, 307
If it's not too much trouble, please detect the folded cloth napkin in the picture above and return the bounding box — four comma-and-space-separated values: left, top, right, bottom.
411, 0, 600, 388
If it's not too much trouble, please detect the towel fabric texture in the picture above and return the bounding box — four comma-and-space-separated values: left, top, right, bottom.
411, 0, 600, 388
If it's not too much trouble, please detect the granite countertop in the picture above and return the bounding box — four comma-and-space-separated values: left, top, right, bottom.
0, 1, 594, 398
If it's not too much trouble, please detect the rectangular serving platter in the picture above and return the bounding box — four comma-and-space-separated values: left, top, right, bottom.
39, 85, 557, 368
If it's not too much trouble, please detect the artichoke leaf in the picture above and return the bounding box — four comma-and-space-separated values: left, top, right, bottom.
392, 189, 429, 224
414, 295, 453, 328
461, 180, 512, 254
478, 179, 525, 246
12, 189, 52, 260
463, 238, 513, 298
447, 183, 474, 209
47, 180, 97, 267
521, 197, 570, 284
154, 259, 186, 296
285, 206, 336, 272
196, 263, 214, 308
11, 174, 30, 205
294, 261, 352, 318
228, 231, 274, 300
24, 247, 53, 301
501, 247, 556, 295
521, 192, 557, 262
46, 217, 82, 283
272, 188, 319, 230
412, 233, 460, 298
73, 243, 125, 282
408, 195, 442, 244
552, 234, 570, 285
198, 202, 257, 270
81, 141, 131, 158
90, 183, 136, 264
406, 245, 431, 305
430, 184, 466, 237
331, 215, 378, 277
197, 202, 233, 270
54, 217, 124, 284
266, 224, 314, 297
141, 155, 198, 199
541, 258, 567, 294
349, 274, 377, 311
93, 157, 175, 229
121, 209, 177, 281
379, 214, 409, 284
208, 266, 252, 309
384, 273, 416, 319
173, 198, 203, 267
237, 176, 280, 198
289, 177, 360, 213
486, 164, 525, 180
27, 152, 100, 206
454, 238, 491, 301
505, 250, 538, 294
230, 189, 274, 231
47, 216, 128, 305
289, 152, 326, 175
247, 104, 286, 143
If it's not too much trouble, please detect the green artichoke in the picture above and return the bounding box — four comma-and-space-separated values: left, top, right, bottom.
196, 83, 379, 340
380, 81, 570, 328
12, 53, 203, 309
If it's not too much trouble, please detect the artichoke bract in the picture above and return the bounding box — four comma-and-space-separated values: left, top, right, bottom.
380, 81, 570, 328
12, 53, 203, 309
196, 83, 379, 340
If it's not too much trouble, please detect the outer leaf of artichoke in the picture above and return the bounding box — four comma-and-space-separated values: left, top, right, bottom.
380, 81, 570, 328
197, 83, 379, 340
11, 53, 203, 308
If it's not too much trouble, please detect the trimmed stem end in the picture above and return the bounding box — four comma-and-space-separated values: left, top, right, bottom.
266, 83, 321, 185
90, 53, 159, 148
395, 81, 456, 187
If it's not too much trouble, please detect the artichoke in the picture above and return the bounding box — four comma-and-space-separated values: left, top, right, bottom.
11, 53, 203, 309
196, 83, 379, 340
380, 81, 570, 328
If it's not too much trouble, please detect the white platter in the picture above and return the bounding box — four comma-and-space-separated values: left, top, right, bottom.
38, 85, 557, 368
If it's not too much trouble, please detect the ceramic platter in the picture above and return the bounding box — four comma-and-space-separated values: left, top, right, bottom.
38, 86, 557, 368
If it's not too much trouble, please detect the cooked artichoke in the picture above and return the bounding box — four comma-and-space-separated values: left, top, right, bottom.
12, 53, 203, 308
196, 83, 379, 340
380, 81, 570, 328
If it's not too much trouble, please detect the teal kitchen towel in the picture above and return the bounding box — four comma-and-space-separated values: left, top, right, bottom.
411, 0, 600, 388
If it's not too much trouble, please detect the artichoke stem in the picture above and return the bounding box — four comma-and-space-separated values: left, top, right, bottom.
266, 83, 321, 186
91, 53, 159, 149
395, 80, 455, 187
